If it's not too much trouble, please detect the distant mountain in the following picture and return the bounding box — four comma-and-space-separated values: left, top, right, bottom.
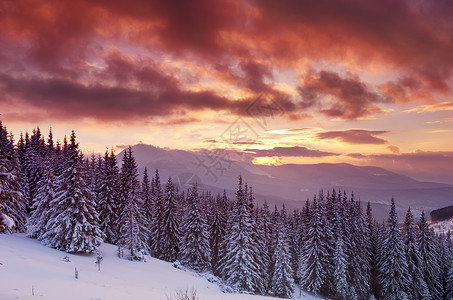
119, 144, 453, 221
431, 206, 453, 222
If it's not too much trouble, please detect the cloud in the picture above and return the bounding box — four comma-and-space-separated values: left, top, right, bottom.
379, 77, 436, 104
2, 0, 453, 125
233, 141, 264, 145
239, 60, 273, 92
246, 146, 338, 157
298, 71, 388, 120
346, 153, 366, 159
317, 129, 389, 145
253, 0, 453, 92
202, 139, 218, 144
89, 0, 244, 58
404, 102, 453, 113
426, 117, 453, 124
0, 73, 297, 122
387, 145, 400, 154
157, 117, 200, 126
268, 128, 314, 134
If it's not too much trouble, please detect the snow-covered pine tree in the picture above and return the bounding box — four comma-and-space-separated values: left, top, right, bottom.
0, 123, 26, 233
332, 225, 348, 300
218, 176, 261, 294
374, 220, 386, 298
298, 195, 328, 296
88, 153, 102, 207
366, 201, 379, 298
23, 127, 45, 211
118, 147, 149, 260
41, 131, 103, 253
248, 187, 266, 295
378, 198, 410, 300
209, 191, 228, 276
437, 233, 452, 300
16, 132, 26, 171
160, 177, 181, 262
141, 168, 152, 229
418, 210, 443, 299
325, 189, 341, 297
149, 169, 164, 258
448, 266, 453, 300
97, 149, 120, 244
46, 128, 54, 154
260, 201, 274, 290
270, 212, 294, 298
346, 198, 370, 299
27, 155, 57, 239
318, 190, 336, 298
403, 208, 430, 300
288, 207, 301, 284
179, 183, 211, 271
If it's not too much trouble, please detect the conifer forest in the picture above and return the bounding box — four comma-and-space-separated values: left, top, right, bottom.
1, 122, 452, 300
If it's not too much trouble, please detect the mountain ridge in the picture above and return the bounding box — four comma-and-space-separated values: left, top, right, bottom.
119, 144, 453, 221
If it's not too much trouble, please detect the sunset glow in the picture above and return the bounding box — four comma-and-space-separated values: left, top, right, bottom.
1, 0, 452, 184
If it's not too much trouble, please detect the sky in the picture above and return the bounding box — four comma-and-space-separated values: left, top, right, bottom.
1, 0, 452, 184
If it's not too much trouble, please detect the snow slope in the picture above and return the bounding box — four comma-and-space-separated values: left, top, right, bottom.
0, 234, 322, 300
430, 218, 453, 236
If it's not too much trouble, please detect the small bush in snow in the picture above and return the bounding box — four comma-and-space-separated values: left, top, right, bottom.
166, 288, 198, 300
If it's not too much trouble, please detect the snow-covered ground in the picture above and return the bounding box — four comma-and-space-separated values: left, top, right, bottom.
430, 218, 453, 236
0, 234, 322, 300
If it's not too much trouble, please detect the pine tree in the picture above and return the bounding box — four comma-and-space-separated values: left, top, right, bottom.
378, 198, 410, 300
248, 187, 266, 294
346, 198, 370, 299
218, 176, 261, 294
179, 183, 211, 271
27, 156, 57, 239
332, 234, 348, 300
437, 233, 452, 300
260, 201, 274, 290
366, 202, 379, 298
418, 211, 443, 299
270, 214, 294, 298
447, 252, 453, 300
16, 132, 26, 171
288, 208, 301, 284
318, 189, 336, 298
88, 153, 102, 206
403, 208, 430, 300
298, 195, 328, 296
97, 149, 120, 244
297, 199, 310, 283
141, 168, 152, 229
0, 123, 26, 233
149, 169, 164, 258
23, 128, 44, 211
41, 131, 103, 253
118, 147, 149, 260
209, 191, 227, 275
160, 177, 181, 262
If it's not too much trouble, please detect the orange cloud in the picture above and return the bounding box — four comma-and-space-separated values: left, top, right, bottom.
317, 129, 389, 145
404, 102, 453, 113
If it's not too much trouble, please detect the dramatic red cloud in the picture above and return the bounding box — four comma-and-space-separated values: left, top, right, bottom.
317, 130, 389, 145
298, 71, 388, 120
252, 0, 453, 91
1, 0, 452, 123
